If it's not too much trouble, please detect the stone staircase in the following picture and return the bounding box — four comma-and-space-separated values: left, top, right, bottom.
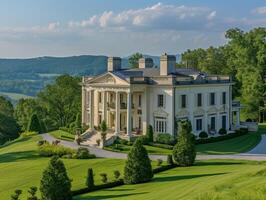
81, 129, 116, 147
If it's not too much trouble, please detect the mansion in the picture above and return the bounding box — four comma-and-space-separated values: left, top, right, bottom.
82, 53, 241, 140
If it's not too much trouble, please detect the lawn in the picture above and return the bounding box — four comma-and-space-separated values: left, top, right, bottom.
0, 135, 125, 199
49, 130, 75, 141
75, 159, 266, 200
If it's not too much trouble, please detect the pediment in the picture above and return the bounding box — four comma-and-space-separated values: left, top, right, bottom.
219, 105, 228, 112
87, 72, 129, 86
193, 108, 205, 116
176, 109, 190, 117
154, 108, 169, 117
207, 106, 218, 114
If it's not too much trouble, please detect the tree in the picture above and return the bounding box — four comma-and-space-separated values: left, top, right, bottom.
86, 168, 94, 189
38, 75, 81, 128
129, 53, 143, 68
147, 125, 154, 142
27, 114, 42, 133
75, 113, 81, 129
124, 139, 153, 184
0, 112, 19, 144
173, 120, 196, 166
27, 186, 38, 200
11, 189, 22, 200
40, 156, 72, 200
0, 96, 14, 117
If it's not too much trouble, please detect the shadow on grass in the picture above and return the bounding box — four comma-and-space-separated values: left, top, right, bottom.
0, 150, 40, 163
153, 172, 227, 183
76, 192, 148, 200
0, 136, 32, 148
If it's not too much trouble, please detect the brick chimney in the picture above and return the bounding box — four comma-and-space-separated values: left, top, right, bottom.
160, 53, 176, 75
107, 57, 121, 72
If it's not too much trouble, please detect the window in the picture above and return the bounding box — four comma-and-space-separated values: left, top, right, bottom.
196, 118, 203, 131
120, 93, 124, 102
99, 93, 102, 103
222, 115, 226, 129
197, 93, 202, 107
222, 92, 226, 104
138, 95, 142, 107
138, 117, 142, 129
210, 93, 215, 105
154, 117, 167, 133
158, 94, 164, 107
210, 117, 216, 130
181, 95, 186, 108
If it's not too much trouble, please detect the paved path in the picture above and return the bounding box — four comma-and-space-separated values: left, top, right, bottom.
41, 133, 266, 161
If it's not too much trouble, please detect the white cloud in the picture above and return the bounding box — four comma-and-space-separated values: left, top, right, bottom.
252, 6, 266, 15
69, 3, 217, 31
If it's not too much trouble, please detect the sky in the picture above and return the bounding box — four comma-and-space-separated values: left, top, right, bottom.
0, 0, 265, 58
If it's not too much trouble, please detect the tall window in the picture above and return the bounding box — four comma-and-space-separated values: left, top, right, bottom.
154, 117, 167, 133
158, 94, 164, 107
138, 116, 142, 129
197, 93, 202, 107
210, 116, 216, 130
210, 93, 215, 105
196, 118, 202, 131
222, 92, 226, 104
181, 95, 186, 108
138, 95, 142, 107
222, 115, 226, 129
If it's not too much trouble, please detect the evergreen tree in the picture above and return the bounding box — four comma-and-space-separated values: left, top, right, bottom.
40, 156, 72, 200
27, 114, 42, 133
86, 168, 94, 189
75, 113, 81, 129
172, 120, 196, 166
124, 139, 153, 184
147, 125, 154, 142
27, 186, 38, 200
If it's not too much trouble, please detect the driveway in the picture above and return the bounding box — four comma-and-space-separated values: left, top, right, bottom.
41, 133, 266, 161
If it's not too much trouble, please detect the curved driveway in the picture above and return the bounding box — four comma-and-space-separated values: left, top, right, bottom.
41, 133, 266, 161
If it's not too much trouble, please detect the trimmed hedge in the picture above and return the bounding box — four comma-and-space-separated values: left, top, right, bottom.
155, 133, 176, 145
196, 130, 248, 144
72, 179, 124, 196
149, 142, 174, 150
38, 143, 75, 157
199, 131, 208, 139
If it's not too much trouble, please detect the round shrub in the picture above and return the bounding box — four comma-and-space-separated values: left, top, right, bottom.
137, 136, 149, 145
199, 131, 208, 139
218, 128, 227, 135
155, 133, 176, 145
124, 139, 153, 184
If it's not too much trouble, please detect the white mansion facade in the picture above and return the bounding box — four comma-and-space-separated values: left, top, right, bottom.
82, 54, 241, 139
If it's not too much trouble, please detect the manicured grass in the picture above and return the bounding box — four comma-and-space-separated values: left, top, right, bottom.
75, 159, 266, 200
104, 144, 172, 155
49, 130, 75, 141
0, 135, 125, 199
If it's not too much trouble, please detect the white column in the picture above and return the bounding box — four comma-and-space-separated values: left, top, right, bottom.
142, 90, 148, 135
102, 91, 107, 122
89, 90, 94, 130
127, 91, 132, 137
115, 91, 120, 136
82, 87, 86, 125
94, 90, 99, 126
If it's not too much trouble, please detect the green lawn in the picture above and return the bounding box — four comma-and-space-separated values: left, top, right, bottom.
49, 130, 75, 141
0, 135, 125, 199
75, 159, 266, 200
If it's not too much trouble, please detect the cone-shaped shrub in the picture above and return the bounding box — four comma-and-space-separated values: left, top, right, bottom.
172, 120, 196, 166
27, 114, 42, 133
124, 139, 153, 184
147, 125, 154, 142
86, 168, 94, 189
40, 156, 72, 200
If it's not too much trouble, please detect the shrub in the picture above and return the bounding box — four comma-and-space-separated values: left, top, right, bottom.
75, 135, 82, 145
120, 139, 128, 145
147, 125, 154, 142
86, 168, 94, 189
77, 147, 90, 159
167, 154, 174, 165
240, 127, 248, 134
124, 139, 153, 184
27, 114, 42, 133
218, 128, 227, 135
38, 143, 75, 157
40, 156, 72, 200
114, 170, 121, 180
157, 159, 163, 166
27, 186, 38, 200
21, 131, 38, 138
155, 133, 176, 145
199, 131, 208, 139
37, 140, 47, 146
11, 189, 22, 200
96, 139, 101, 146
100, 173, 108, 183
137, 135, 149, 145
173, 120, 196, 166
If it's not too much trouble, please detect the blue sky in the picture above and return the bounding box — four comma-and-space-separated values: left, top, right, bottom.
0, 0, 265, 58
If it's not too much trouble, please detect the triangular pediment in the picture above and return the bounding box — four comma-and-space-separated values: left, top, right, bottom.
87, 72, 129, 86
154, 108, 169, 117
